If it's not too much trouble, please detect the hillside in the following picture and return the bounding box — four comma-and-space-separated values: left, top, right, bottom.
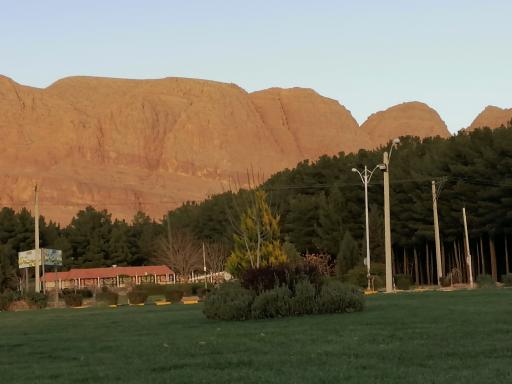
0, 75, 452, 222
468, 106, 512, 131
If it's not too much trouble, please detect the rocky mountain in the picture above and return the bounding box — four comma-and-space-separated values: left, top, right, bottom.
0, 75, 452, 223
360, 102, 451, 147
468, 106, 512, 131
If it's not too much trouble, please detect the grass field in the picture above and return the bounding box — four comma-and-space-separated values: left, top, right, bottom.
1, 289, 512, 384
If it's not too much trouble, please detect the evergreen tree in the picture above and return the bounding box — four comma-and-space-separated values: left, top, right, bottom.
336, 231, 360, 278
227, 190, 287, 276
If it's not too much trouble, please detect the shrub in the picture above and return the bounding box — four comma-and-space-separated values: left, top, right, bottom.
501, 274, 512, 287
241, 265, 289, 293
165, 289, 184, 302
128, 290, 148, 304
317, 280, 364, 314
196, 287, 209, 298
395, 274, 412, 290
26, 292, 48, 309
64, 293, 83, 307
0, 291, 19, 311
290, 280, 317, 315
251, 286, 292, 319
61, 288, 93, 298
343, 263, 385, 290
440, 276, 452, 287
134, 283, 165, 295
203, 282, 254, 320
476, 274, 496, 288
96, 288, 119, 305
241, 263, 322, 294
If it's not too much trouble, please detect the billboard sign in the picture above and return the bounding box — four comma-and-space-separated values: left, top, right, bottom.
18, 249, 41, 269
42, 249, 63, 266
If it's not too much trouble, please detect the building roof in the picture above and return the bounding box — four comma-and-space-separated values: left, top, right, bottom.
43, 265, 174, 282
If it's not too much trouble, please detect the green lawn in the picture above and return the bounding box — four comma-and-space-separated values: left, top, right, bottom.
1, 289, 512, 384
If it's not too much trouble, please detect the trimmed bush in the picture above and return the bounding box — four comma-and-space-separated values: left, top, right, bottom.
476, 274, 496, 288
395, 274, 412, 290
290, 280, 317, 315
317, 280, 364, 314
343, 263, 385, 290
165, 289, 184, 302
501, 274, 512, 287
64, 293, 83, 307
96, 288, 119, 305
196, 287, 209, 298
251, 286, 292, 319
203, 282, 254, 320
26, 292, 48, 309
440, 276, 452, 287
128, 290, 148, 304
61, 288, 93, 298
0, 291, 19, 311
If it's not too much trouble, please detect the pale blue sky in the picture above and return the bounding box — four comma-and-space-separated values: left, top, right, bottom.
1, 0, 511, 131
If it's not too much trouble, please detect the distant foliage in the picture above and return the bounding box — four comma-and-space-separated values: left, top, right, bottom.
394, 274, 413, 290
476, 274, 496, 288
501, 274, 512, 287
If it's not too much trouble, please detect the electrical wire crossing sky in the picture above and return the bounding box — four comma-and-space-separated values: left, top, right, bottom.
1, 0, 511, 132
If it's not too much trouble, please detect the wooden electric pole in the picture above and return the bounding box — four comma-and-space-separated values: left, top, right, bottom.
432, 181, 443, 285
202, 242, 207, 289
462, 207, 474, 288
34, 184, 41, 293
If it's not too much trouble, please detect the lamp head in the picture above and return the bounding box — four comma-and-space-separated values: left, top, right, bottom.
392, 138, 400, 146
351, 168, 357, 173
378, 164, 387, 171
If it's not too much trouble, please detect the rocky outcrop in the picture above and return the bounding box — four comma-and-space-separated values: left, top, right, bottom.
360, 102, 451, 148
468, 106, 512, 131
0, 75, 459, 223
0, 76, 365, 222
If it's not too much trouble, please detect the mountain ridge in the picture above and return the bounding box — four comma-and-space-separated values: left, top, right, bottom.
1, 74, 491, 223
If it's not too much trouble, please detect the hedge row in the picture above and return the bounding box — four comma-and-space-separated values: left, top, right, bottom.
203, 280, 364, 321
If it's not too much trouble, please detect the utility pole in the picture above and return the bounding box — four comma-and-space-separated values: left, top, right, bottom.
432, 181, 443, 285
383, 151, 393, 292
383, 138, 400, 293
462, 207, 474, 288
34, 184, 41, 293
202, 242, 207, 289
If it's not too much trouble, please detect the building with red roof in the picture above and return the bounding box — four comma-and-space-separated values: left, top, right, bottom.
43, 265, 175, 290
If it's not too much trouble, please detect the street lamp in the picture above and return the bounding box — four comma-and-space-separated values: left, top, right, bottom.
382, 138, 400, 292
352, 165, 382, 291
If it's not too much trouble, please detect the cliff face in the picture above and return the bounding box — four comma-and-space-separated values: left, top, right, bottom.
360, 102, 451, 148
0, 76, 366, 222
0, 75, 457, 223
468, 106, 512, 131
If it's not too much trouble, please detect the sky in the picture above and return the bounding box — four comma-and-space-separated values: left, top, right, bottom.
1, 0, 511, 132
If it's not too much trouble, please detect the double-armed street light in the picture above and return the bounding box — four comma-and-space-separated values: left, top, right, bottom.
351, 138, 400, 293
351, 165, 383, 291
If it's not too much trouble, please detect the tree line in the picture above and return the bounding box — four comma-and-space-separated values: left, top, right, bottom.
1, 123, 511, 291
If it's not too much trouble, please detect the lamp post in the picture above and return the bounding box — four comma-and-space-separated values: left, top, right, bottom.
352, 164, 382, 291
382, 138, 400, 293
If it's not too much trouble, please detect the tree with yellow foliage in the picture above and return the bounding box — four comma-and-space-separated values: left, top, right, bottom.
227, 189, 287, 276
